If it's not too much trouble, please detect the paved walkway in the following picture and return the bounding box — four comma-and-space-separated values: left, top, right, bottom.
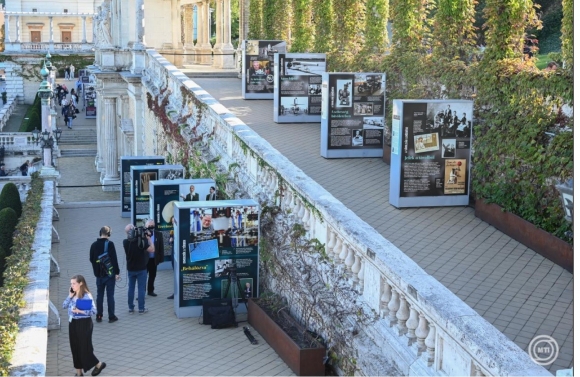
34, 74, 571, 374
191, 77, 573, 374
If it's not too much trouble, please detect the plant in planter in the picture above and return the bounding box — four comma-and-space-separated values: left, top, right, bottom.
257, 204, 378, 375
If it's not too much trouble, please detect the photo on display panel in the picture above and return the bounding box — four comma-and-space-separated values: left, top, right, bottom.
336, 79, 353, 108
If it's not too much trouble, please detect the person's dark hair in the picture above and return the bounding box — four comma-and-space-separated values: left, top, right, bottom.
100, 226, 111, 237
71, 274, 91, 297
546, 61, 559, 70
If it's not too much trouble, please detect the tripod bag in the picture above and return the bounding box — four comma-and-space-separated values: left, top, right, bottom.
208, 305, 236, 329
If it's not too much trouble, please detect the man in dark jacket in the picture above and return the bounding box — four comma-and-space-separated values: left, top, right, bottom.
123, 223, 152, 314
144, 219, 164, 296
89, 226, 120, 323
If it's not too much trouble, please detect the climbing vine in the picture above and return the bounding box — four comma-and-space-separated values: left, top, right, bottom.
248, 0, 263, 39
311, 0, 334, 54
560, 0, 573, 71
289, 0, 313, 52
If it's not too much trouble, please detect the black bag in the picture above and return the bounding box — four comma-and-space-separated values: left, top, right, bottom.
75, 108, 80, 114
97, 240, 114, 277
208, 306, 236, 329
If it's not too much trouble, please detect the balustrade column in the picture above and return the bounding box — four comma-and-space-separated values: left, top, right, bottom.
135, 0, 145, 49
82, 16, 87, 43
49, 17, 54, 44
16, 16, 21, 43
5, 15, 10, 43
102, 97, 119, 182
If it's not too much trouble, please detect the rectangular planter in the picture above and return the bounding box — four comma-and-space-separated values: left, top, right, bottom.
474, 199, 573, 273
248, 299, 326, 376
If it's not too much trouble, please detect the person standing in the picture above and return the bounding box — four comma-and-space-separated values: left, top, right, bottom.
19, 160, 29, 176
0, 164, 8, 177
65, 65, 71, 79
206, 186, 217, 200
180, 185, 199, 201
70, 63, 76, 79
89, 226, 120, 323
62, 274, 107, 376
144, 219, 164, 297
123, 224, 151, 314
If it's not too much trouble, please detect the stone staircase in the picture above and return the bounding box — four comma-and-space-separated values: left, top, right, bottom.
58, 128, 97, 157
182, 65, 239, 79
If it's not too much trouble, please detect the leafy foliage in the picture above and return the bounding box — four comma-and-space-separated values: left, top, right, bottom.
0, 182, 22, 218
290, 0, 313, 52
0, 173, 43, 375
19, 94, 42, 132
560, 0, 572, 71
0, 207, 17, 265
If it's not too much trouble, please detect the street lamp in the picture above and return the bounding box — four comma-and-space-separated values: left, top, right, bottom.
36, 60, 60, 170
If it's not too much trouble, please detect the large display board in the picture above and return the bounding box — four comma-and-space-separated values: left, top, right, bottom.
173, 200, 260, 318
242, 40, 287, 99
320, 72, 386, 158
389, 99, 474, 208
149, 179, 216, 263
120, 156, 165, 217
273, 53, 326, 123
130, 164, 185, 226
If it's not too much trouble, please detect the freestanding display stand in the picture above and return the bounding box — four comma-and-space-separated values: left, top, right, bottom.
173, 200, 260, 319
130, 164, 185, 226
389, 99, 474, 208
320, 72, 386, 158
273, 52, 326, 123
242, 40, 286, 99
120, 156, 165, 217
149, 178, 216, 264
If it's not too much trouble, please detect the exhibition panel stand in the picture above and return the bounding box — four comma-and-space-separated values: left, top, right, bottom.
173, 200, 260, 319
120, 156, 165, 217
320, 72, 386, 158
242, 40, 286, 99
130, 164, 185, 226
273, 52, 326, 123
149, 178, 216, 264
389, 99, 474, 207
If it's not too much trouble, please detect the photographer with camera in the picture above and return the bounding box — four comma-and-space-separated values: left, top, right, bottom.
89, 226, 120, 323
123, 223, 153, 314
144, 219, 164, 297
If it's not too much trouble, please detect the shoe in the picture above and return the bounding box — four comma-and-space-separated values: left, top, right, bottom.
108, 316, 118, 323
138, 308, 148, 314
96, 315, 102, 323
91, 362, 106, 376
167, 294, 174, 299
74, 373, 84, 376
147, 292, 157, 297
128, 308, 134, 314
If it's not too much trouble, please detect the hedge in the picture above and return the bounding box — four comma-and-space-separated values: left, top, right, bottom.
0, 182, 23, 218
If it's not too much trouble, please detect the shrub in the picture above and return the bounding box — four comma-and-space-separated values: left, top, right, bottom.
18, 94, 41, 132
0, 245, 5, 285
0, 182, 22, 218
0, 207, 17, 256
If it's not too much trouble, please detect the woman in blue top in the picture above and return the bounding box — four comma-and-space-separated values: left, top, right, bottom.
63, 275, 107, 376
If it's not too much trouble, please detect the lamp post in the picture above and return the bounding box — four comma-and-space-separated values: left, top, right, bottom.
35, 60, 61, 175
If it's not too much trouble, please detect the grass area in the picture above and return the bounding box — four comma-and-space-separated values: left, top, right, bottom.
535, 54, 551, 70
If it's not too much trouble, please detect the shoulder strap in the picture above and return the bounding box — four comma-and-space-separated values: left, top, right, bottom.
104, 240, 109, 254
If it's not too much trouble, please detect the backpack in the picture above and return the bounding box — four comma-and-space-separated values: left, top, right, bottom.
97, 240, 114, 277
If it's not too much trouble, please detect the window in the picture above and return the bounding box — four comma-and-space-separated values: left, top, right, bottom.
31, 31, 41, 42
63, 9, 68, 13
61, 31, 71, 43
32, 8, 37, 12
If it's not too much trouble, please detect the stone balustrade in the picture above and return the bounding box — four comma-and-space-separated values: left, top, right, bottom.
8, 181, 60, 376
0, 132, 42, 154
0, 98, 18, 132
0, 176, 33, 202
139, 50, 550, 376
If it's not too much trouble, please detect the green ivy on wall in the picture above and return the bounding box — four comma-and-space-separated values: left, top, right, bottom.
290, 0, 313, 52
312, 0, 334, 54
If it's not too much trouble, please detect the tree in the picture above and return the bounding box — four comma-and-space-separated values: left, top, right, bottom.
0, 183, 22, 218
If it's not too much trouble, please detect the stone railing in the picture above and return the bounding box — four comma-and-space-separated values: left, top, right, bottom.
0, 133, 42, 154
0, 98, 18, 131
0, 176, 33, 202
9, 42, 94, 53
142, 50, 550, 376
8, 181, 60, 376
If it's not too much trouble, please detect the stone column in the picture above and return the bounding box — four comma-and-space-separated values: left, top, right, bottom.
95, 92, 104, 172
101, 97, 120, 190
199, 0, 213, 64
15, 16, 21, 43
82, 16, 87, 43
5, 15, 10, 44
213, 0, 235, 68
194, 2, 203, 63
184, 5, 195, 64
214, 0, 223, 50
135, 0, 145, 49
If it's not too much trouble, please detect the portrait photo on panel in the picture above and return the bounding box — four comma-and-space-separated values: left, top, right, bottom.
441, 139, 457, 158
336, 79, 353, 108
352, 129, 364, 147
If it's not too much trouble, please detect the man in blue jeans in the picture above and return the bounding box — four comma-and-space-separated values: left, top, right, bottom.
89, 226, 121, 323
123, 224, 152, 314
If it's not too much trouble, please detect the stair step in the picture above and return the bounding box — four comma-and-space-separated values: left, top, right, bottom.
61, 149, 97, 157
184, 72, 239, 79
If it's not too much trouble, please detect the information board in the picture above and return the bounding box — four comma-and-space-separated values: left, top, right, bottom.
389, 99, 473, 207
149, 179, 216, 263
120, 156, 165, 217
320, 72, 386, 158
173, 200, 260, 318
242, 40, 286, 99
273, 53, 326, 123
130, 164, 185, 226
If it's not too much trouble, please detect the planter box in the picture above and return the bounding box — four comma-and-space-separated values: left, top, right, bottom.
248, 299, 326, 376
475, 199, 573, 273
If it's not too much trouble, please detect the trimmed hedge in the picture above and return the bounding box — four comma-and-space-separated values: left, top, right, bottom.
0, 172, 43, 374
0, 182, 22, 218
0, 207, 17, 262
19, 93, 41, 132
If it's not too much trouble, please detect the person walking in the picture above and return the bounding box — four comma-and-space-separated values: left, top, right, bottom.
19, 160, 29, 176
144, 219, 164, 297
123, 224, 151, 314
65, 65, 71, 80
62, 274, 107, 376
89, 226, 120, 323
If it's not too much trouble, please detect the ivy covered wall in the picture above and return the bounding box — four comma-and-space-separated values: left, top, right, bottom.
247, 0, 573, 242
